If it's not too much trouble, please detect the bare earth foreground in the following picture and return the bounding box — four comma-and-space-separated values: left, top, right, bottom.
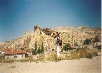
0, 56, 101, 73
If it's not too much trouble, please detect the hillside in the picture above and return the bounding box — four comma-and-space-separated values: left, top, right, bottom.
0, 25, 101, 51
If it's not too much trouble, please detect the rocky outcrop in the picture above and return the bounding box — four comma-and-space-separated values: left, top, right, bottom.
29, 25, 56, 51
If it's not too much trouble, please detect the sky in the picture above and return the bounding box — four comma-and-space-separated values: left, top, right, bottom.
0, 0, 101, 42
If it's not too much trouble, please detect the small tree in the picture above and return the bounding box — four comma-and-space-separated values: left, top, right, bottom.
32, 41, 38, 55
37, 47, 41, 54
35, 41, 37, 50
83, 39, 91, 45
63, 43, 71, 51
41, 42, 44, 53
32, 49, 37, 55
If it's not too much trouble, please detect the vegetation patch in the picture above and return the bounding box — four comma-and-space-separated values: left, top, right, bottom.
60, 48, 98, 60
86, 53, 93, 59
4, 60, 14, 63
36, 54, 45, 61
0, 56, 5, 63
9, 66, 16, 68
19, 59, 29, 62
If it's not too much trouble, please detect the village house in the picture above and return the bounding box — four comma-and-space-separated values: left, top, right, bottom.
4, 48, 32, 60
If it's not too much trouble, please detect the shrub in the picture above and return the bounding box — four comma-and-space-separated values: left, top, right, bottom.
86, 53, 93, 59
5, 60, 14, 63
78, 49, 87, 58
83, 39, 91, 45
36, 54, 45, 61
63, 43, 71, 51
97, 45, 101, 50
32, 49, 37, 55
37, 47, 41, 54
41, 42, 44, 53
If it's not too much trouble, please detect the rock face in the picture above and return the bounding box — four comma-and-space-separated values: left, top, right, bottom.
51, 26, 101, 47
0, 25, 101, 51
29, 25, 55, 51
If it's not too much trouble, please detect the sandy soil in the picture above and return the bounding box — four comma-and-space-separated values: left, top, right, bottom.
0, 56, 101, 73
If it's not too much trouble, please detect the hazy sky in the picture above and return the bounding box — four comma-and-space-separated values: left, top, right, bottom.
0, 0, 101, 41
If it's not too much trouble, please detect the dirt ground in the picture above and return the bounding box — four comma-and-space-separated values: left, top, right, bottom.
0, 56, 101, 73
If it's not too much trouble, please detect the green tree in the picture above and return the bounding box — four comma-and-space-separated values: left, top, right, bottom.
63, 43, 71, 51
32, 41, 38, 55
32, 49, 37, 55
37, 47, 41, 54
35, 41, 37, 50
41, 42, 44, 53
83, 39, 91, 45
32, 41, 45, 55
